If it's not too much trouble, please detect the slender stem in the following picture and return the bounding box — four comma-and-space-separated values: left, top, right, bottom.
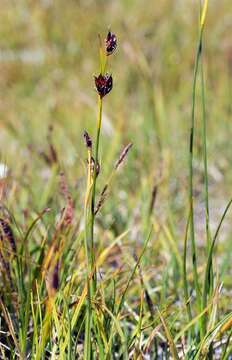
84, 279, 92, 360
200, 30, 213, 336
197, 0, 213, 337
200, 59, 211, 251
84, 149, 92, 360
83, 96, 103, 358
90, 95, 103, 291
189, 31, 203, 310
84, 149, 92, 269
183, 212, 193, 326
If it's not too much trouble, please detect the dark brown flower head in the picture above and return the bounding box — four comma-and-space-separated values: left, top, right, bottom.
105, 31, 117, 56
94, 73, 113, 98
83, 131, 92, 148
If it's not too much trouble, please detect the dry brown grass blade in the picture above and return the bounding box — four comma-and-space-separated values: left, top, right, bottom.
219, 316, 232, 334
144, 323, 162, 353
0, 297, 21, 356
157, 308, 180, 360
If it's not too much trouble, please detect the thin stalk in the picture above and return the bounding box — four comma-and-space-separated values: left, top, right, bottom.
188, 4, 208, 313
200, 58, 211, 252
189, 30, 203, 309
84, 281, 92, 360
84, 149, 93, 360
198, 0, 213, 337
83, 35, 108, 357
84, 149, 92, 271
200, 30, 213, 336
90, 95, 103, 291
89, 35, 107, 291
183, 211, 193, 325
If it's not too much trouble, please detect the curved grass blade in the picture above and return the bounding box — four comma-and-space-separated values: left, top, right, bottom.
202, 199, 232, 332
116, 226, 152, 316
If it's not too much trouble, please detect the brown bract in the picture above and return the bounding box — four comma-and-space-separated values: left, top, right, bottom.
105, 31, 117, 56
94, 73, 113, 98
83, 130, 92, 148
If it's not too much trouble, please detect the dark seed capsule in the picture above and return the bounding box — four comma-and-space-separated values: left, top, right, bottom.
94, 73, 113, 98
83, 131, 92, 148
105, 31, 117, 56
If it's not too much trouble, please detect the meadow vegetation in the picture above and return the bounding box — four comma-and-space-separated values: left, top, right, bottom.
0, 0, 232, 358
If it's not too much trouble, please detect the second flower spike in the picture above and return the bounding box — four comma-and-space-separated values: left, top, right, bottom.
105, 31, 117, 56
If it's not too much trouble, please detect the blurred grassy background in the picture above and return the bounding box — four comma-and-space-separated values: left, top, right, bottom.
0, 0, 232, 300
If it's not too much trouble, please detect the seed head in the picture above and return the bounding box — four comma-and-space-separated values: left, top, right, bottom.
94, 73, 113, 98
105, 31, 117, 56
95, 184, 108, 215
83, 131, 92, 148
115, 143, 133, 170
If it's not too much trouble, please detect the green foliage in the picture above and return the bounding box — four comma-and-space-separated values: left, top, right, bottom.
0, 0, 231, 358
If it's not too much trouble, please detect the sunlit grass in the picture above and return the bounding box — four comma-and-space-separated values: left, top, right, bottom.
0, 0, 231, 358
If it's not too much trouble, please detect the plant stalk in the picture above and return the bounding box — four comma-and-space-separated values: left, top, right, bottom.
90, 95, 103, 291
189, 30, 203, 310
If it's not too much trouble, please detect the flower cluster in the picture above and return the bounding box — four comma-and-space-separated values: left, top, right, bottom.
94, 73, 113, 98
83, 130, 92, 148
94, 31, 117, 98
105, 31, 117, 56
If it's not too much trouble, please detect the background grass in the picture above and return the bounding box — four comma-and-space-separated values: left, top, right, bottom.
0, 0, 232, 358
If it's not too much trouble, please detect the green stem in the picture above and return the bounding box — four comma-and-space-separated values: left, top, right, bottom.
199, 30, 213, 336
189, 31, 203, 310
200, 59, 211, 251
84, 280, 92, 360
84, 154, 92, 360
183, 212, 193, 326
83, 95, 103, 358
90, 95, 103, 291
